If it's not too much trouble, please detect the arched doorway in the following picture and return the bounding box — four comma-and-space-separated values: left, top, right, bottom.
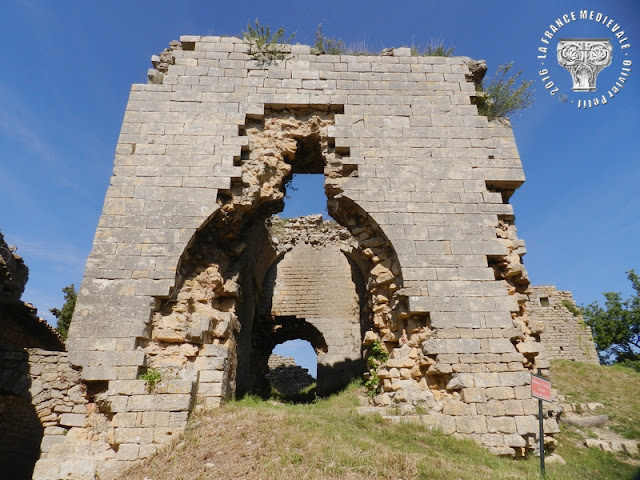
141, 106, 424, 409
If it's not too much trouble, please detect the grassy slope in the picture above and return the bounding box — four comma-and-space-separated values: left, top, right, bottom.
550, 359, 640, 440
127, 363, 639, 480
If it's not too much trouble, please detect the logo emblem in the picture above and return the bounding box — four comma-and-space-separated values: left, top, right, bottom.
557, 39, 612, 91
536, 10, 632, 109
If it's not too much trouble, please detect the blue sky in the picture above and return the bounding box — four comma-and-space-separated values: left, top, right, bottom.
1, 1, 638, 375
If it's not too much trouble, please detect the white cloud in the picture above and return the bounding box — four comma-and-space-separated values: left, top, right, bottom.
8, 237, 86, 273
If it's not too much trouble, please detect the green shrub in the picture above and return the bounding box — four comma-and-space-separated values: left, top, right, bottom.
139, 368, 162, 393
365, 340, 389, 395
243, 18, 294, 63
581, 270, 640, 368
562, 300, 582, 318
313, 24, 345, 55
411, 38, 455, 57
51, 284, 76, 341
424, 38, 455, 57
476, 62, 534, 120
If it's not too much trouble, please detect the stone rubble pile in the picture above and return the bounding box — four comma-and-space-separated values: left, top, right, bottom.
556, 395, 639, 456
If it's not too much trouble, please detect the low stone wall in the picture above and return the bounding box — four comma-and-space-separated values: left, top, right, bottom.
26, 349, 114, 480
30, 347, 193, 479
28, 350, 89, 456
527, 286, 599, 364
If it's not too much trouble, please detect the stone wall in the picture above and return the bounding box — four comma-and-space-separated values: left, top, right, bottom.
527, 286, 599, 364
270, 237, 359, 323
37, 34, 559, 477
28, 347, 192, 479
0, 346, 43, 479
0, 233, 67, 477
27, 349, 112, 479
266, 354, 315, 396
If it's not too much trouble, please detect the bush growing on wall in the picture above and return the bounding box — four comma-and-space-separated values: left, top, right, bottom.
476, 62, 534, 120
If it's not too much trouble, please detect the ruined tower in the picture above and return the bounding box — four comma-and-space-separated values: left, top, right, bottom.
32, 36, 558, 478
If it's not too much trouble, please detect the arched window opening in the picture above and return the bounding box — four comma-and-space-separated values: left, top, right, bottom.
273, 339, 318, 378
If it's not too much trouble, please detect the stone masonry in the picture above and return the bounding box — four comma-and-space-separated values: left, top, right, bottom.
28, 35, 573, 477
0, 346, 43, 479
258, 215, 365, 395
527, 286, 599, 364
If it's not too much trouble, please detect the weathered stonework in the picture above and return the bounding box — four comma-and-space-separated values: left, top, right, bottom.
258, 215, 365, 396
27, 349, 118, 480
0, 346, 43, 479
527, 286, 599, 364
24, 35, 588, 477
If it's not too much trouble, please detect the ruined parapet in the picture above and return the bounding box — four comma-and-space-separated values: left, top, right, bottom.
267, 214, 354, 249
0, 232, 29, 303
0, 233, 64, 350
527, 286, 599, 364
42, 34, 555, 477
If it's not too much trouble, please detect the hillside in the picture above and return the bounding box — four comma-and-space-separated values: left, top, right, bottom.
126, 362, 639, 480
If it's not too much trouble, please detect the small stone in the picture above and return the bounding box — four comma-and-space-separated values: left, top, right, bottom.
585, 438, 612, 452
446, 377, 464, 391
621, 441, 639, 455
545, 453, 566, 464
374, 393, 392, 406
560, 414, 608, 428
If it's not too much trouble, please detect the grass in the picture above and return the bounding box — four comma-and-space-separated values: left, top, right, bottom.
313, 24, 345, 55
125, 378, 638, 480
412, 38, 456, 57
269, 381, 317, 404
550, 359, 640, 440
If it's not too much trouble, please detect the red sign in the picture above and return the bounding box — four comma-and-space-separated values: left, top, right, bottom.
531, 374, 552, 402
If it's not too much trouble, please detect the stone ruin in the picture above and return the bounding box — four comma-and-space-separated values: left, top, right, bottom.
0, 35, 599, 479
265, 354, 315, 397
528, 286, 599, 364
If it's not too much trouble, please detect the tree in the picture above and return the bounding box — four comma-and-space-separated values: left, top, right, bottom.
582, 270, 640, 371
50, 284, 77, 341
